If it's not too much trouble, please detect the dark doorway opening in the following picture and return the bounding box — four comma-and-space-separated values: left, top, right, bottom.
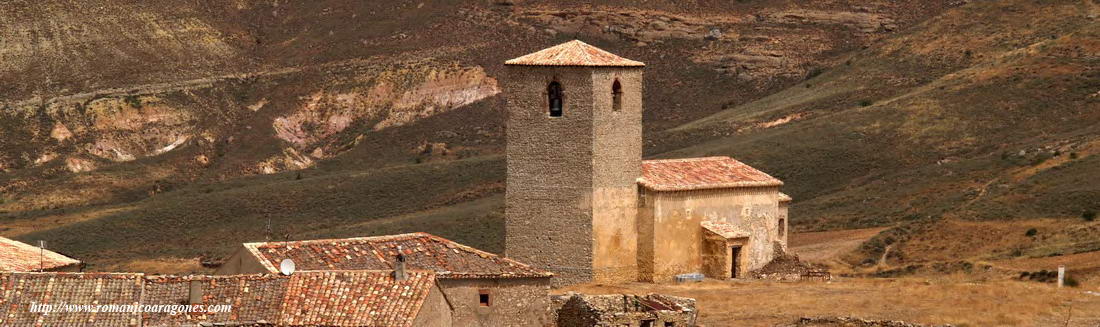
730, 246, 742, 278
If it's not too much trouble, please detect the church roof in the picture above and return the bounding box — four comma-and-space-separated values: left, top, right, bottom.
243, 233, 551, 279
779, 192, 793, 203
0, 236, 81, 271
505, 40, 645, 67
639, 156, 783, 192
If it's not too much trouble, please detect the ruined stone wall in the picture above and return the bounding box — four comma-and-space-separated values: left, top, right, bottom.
640, 186, 781, 281
438, 277, 551, 327
590, 68, 643, 284
504, 64, 643, 286
550, 293, 697, 327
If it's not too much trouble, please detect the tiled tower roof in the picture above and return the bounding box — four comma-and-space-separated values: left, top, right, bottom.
505, 40, 645, 67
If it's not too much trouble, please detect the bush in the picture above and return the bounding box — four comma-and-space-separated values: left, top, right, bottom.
1069, 152, 1078, 159
1084, 210, 1097, 222
805, 67, 825, 80
1024, 228, 1038, 237
858, 100, 874, 107
123, 95, 142, 108
1065, 275, 1080, 287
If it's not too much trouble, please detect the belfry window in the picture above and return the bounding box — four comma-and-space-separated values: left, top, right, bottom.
612, 79, 622, 112
548, 81, 563, 117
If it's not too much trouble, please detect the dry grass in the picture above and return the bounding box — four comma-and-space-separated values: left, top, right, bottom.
789, 227, 888, 263
559, 277, 1100, 326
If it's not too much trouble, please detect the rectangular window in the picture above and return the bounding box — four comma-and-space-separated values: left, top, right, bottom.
641, 320, 654, 327
478, 289, 491, 306
779, 218, 786, 237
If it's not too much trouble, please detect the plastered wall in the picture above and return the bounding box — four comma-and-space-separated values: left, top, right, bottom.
638, 186, 782, 281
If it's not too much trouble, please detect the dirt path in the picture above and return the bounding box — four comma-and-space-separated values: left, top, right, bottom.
788, 227, 887, 263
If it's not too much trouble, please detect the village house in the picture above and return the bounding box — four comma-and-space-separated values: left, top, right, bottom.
216, 232, 554, 326
0, 236, 81, 272
503, 40, 792, 285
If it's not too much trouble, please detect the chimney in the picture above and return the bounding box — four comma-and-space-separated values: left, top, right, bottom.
188, 280, 203, 305
393, 245, 407, 281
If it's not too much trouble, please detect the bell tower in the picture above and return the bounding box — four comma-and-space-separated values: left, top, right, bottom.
503, 40, 643, 285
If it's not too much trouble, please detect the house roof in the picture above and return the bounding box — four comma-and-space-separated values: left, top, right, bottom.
0, 272, 143, 326
144, 271, 437, 327
639, 156, 783, 191
0, 236, 81, 271
142, 274, 288, 326
243, 233, 551, 279
280, 270, 435, 327
701, 220, 751, 240
779, 192, 793, 203
505, 40, 645, 67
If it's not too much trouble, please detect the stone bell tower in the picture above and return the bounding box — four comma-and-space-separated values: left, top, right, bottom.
503, 40, 643, 286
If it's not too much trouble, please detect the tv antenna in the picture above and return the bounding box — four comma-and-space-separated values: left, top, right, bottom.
38, 240, 46, 272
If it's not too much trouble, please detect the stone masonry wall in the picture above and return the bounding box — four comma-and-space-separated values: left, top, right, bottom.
504, 64, 643, 287
590, 68, 643, 284
505, 65, 596, 286
438, 277, 552, 327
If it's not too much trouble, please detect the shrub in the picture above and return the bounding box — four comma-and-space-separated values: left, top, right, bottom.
1025, 228, 1038, 237
1084, 210, 1097, 222
123, 95, 142, 108
1065, 275, 1080, 287
805, 67, 825, 80
858, 100, 874, 107
1069, 152, 1078, 159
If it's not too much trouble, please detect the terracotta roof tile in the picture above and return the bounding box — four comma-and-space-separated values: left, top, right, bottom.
701, 221, 750, 239
245, 233, 551, 279
142, 274, 287, 326
280, 270, 435, 327
505, 40, 644, 67
143, 271, 434, 327
639, 156, 783, 191
0, 271, 436, 327
0, 237, 81, 272
779, 192, 793, 203
0, 272, 142, 326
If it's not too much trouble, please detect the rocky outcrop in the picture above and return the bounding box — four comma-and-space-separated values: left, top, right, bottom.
266, 65, 498, 172
761, 10, 898, 33
516, 9, 742, 43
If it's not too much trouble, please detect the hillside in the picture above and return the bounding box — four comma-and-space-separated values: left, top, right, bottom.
1, 0, 1097, 275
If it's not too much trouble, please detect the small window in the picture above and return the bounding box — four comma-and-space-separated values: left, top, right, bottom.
611, 79, 623, 112
478, 289, 491, 306
641, 320, 654, 327
778, 218, 786, 238
665, 322, 676, 327
547, 81, 563, 117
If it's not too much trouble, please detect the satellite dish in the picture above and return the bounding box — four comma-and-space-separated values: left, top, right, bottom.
279, 259, 296, 276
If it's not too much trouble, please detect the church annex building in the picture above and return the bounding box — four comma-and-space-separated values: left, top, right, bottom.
503, 40, 792, 285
